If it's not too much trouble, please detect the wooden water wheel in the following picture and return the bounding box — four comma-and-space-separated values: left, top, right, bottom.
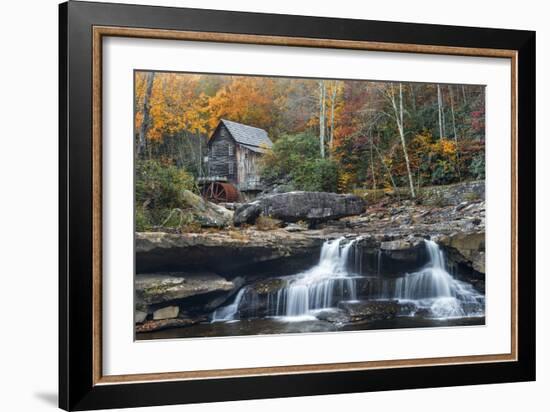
203, 182, 239, 203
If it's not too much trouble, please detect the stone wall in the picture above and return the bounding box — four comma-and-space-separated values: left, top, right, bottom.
419, 180, 485, 206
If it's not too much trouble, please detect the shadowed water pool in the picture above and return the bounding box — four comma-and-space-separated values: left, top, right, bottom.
137, 315, 485, 340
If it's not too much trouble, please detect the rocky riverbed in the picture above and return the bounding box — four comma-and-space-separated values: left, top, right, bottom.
135, 181, 486, 337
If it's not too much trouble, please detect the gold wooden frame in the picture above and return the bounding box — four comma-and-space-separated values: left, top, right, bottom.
92, 26, 518, 386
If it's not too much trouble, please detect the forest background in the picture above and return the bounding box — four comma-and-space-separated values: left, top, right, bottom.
134, 72, 485, 230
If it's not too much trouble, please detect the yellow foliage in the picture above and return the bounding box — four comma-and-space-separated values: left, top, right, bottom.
135, 72, 209, 142
437, 139, 457, 156
411, 133, 456, 160
338, 171, 354, 193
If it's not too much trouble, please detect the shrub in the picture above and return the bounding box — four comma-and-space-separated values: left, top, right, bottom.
431, 159, 457, 185
135, 159, 196, 229
261, 132, 339, 192
293, 158, 339, 192
469, 155, 485, 180
261, 132, 317, 181
135, 207, 152, 232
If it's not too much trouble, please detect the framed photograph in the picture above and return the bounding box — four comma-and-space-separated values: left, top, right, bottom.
59, 1, 535, 410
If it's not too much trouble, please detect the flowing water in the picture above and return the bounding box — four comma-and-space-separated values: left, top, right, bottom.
211, 288, 247, 322
269, 237, 360, 318
393, 240, 484, 318
212, 237, 361, 321
210, 237, 484, 324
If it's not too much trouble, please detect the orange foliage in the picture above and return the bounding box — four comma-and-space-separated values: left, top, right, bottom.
206, 76, 276, 133
135, 72, 208, 141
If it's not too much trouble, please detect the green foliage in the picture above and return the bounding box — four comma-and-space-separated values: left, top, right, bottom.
261, 132, 319, 182
135, 159, 196, 230
135, 207, 152, 232
431, 159, 457, 185
261, 132, 339, 192
469, 155, 485, 180
293, 159, 340, 192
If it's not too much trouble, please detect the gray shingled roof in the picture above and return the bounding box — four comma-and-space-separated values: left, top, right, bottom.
221, 119, 273, 152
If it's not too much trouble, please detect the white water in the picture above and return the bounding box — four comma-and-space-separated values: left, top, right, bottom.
393, 240, 484, 318
211, 237, 361, 322
270, 237, 361, 318
211, 288, 247, 322
210, 238, 484, 322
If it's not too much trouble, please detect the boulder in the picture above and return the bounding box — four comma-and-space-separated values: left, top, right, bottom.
315, 309, 350, 324
179, 190, 233, 228
249, 278, 287, 295
135, 272, 234, 305
233, 202, 262, 226
338, 300, 400, 321
371, 238, 428, 276
217, 202, 241, 211
439, 232, 485, 273
135, 310, 148, 324
153, 305, 179, 320
380, 239, 412, 251
234, 191, 365, 225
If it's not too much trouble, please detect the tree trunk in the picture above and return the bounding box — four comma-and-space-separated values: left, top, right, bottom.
138, 72, 155, 156
329, 82, 337, 157
449, 85, 461, 178
410, 84, 417, 113
389, 83, 415, 198
437, 84, 444, 139
370, 134, 377, 190
318, 81, 326, 158
399, 84, 416, 198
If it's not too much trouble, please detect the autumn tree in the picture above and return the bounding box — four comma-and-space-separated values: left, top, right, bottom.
378, 83, 416, 198
206, 76, 277, 134
136, 71, 155, 156
134, 71, 486, 196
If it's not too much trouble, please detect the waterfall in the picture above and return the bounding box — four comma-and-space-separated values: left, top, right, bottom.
392, 240, 484, 318
210, 237, 361, 322
270, 237, 361, 318
211, 288, 247, 322
394, 240, 453, 299
210, 237, 484, 323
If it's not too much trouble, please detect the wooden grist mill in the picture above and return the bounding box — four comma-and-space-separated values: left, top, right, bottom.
199, 119, 273, 202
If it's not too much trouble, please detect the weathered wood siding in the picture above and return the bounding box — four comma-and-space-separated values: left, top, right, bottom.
208, 123, 264, 191
208, 125, 237, 183
236, 147, 262, 191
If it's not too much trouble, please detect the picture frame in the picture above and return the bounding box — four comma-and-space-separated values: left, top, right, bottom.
59, 1, 536, 410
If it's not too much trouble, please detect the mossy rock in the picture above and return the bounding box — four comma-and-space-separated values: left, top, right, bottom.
250, 278, 286, 295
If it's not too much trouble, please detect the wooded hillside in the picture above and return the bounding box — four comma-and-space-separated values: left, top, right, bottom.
134, 71, 485, 229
